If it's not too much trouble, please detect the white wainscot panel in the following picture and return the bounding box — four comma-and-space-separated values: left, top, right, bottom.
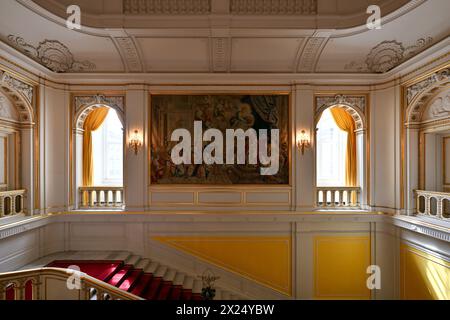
0, 230, 39, 272
246, 191, 290, 205
198, 192, 242, 204
150, 191, 195, 205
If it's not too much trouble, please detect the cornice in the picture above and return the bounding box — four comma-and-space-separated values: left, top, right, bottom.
0, 212, 447, 245
0, 36, 448, 89
391, 215, 450, 243
28, 0, 411, 31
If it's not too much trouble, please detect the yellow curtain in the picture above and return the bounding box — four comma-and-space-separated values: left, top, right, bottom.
82, 107, 109, 187
330, 107, 357, 188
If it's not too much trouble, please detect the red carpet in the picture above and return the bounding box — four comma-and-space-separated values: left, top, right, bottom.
41, 260, 202, 300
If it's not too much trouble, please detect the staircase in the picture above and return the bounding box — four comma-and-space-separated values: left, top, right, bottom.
38, 252, 242, 300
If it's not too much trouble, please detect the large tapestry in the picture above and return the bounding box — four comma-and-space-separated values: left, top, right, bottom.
151, 94, 290, 184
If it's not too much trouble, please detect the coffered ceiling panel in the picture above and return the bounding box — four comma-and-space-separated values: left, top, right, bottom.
231, 38, 304, 72
136, 38, 210, 72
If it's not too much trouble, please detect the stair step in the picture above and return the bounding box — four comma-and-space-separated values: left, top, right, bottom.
106, 251, 131, 261
192, 279, 203, 294
108, 265, 133, 287
118, 269, 143, 292
143, 277, 163, 300
163, 269, 177, 282
135, 258, 151, 270
125, 255, 141, 266
145, 261, 159, 273
169, 285, 183, 300
173, 273, 185, 286
131, 273, 153, 296
157, 281, 173, 300
154, 266, 168, 278
182, 276, 194, 290
43, 257, 241, 301
181, 289, 193, 300
46, 261, 123, 282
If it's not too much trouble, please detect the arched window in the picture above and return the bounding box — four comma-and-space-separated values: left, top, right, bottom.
316, 108, 347, 187
315, 103, 364, 209
92, 110, 123, 186
74, 101, 125, 210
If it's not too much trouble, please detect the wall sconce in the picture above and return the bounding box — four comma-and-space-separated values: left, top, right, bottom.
296, 130, 311, 155
129, 130, 143, 155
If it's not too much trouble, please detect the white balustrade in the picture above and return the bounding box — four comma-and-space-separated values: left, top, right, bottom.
0, 268, 142, 300
0, 190, 25, 217
316, 187, 361, 208
79, 187, 124, 209
415, 190, 450, 221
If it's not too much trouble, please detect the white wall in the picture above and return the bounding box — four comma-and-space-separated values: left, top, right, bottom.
371, 86, 402, 212
39, 86, 70, 213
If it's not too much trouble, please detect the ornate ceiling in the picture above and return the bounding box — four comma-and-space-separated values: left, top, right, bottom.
0, 0, 448, 74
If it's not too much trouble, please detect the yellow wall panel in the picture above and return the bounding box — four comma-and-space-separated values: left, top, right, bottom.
400, 244, 450, 300
314, 236, 371, 299
152, 236, 291, 296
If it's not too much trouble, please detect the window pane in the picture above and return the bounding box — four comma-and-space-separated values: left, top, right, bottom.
316, 108, 347, 187
92, 109, 123, 186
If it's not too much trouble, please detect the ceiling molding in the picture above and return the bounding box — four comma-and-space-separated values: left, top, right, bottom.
113, 37, 144, 73
29, 0, 411, 30
123, 0, 211, 15
211, 37, 230, 73
297, 37, 328, 73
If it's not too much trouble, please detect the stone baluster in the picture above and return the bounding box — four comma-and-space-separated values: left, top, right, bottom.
113, 190, 118, 206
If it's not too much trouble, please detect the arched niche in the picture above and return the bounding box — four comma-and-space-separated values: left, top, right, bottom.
0, 71, 36, 216
403, 66, 450, 215
314, 95, 369, 209
71, 94, 125, 210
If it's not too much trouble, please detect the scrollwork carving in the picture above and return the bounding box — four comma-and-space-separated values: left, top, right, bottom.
7, 36, 96, 73
123, 0, 211, 14
230, 0, 317, 15
74, 95, 125, 129
345, 38, 433, 73
407, 67, 450, 105
316, 95, 366, 130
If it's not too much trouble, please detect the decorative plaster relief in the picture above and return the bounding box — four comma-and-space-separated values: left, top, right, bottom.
407, 67, 450, 105
0, 71, 33, 103
115, 37, 143, 72
316, 95, 366, 130
0, 93, 19, 121
7, 36, 96, 73
212, 38, 229, 72
423, 92, 450, 121
345, 37, 433, 73
298, 37, 325, 72
230, 0, 317, 15
75, 94, 125, 129
123, 0, 211, 14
